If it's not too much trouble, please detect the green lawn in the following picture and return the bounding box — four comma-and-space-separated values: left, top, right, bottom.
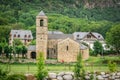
0, 56, 120, 74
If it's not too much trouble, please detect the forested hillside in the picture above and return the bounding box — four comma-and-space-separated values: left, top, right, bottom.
0, 0, 120, 41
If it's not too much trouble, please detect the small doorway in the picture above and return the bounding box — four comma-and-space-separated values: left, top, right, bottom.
31, 52, 36, 59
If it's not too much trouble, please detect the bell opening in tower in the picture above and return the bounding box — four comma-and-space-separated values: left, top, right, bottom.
40, 19, 44, 26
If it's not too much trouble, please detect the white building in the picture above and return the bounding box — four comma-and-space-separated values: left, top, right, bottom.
73, 32, 107, 50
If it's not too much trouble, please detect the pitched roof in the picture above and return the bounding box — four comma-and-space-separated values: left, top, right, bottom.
73, 32, 89, 39
10, 30, 33, 39
48, 31, 64, 34
73, 32, 104, 40
38, 11, 46, 16
48, 34, 73, 40
80, 43, 88, 50
92, 32, 104, 40
75, 40, 88, 49
28, 45, 36, 51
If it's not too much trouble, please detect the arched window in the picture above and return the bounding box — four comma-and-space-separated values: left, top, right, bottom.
98, 35, 100, 38
66, 46, 68, 51
77, 34, 79, 37
14, 34, 16, 37
40, 19, 44, 26
18, 34, 20, 37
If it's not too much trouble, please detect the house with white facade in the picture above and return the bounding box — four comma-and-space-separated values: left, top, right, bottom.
73, 32, 107, 50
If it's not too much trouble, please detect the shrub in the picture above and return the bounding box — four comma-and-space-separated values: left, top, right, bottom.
74, 53, 85, 80
6, 74, 26, 80
0, 67, 8, 80
108, 61, 117, 72
36, 52, 48, 80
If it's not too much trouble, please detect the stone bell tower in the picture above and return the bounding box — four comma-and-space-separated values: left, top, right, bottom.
36, 11, 48, 59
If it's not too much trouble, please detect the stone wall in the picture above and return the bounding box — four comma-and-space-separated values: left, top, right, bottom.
80, 48, 89, 60
58, 38, 79, 62
46, 71, 120, 80
36, 14, 48, 59
47, 40, 58, 59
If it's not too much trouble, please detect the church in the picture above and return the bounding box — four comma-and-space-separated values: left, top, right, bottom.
29, 11, 89, 62
10, 11, 89, 62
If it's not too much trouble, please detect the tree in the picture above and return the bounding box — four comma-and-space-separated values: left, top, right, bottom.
13, 39, 23, 46
15, 46, 22, 58
29, 39, 36, 45
93, 40, 103, 55
8, 46, 13, 61
21, 46, 27, 58
0, 44, 2, 56
74, 53, 85, 80
4, 45, 13, 59
0, 26, 11, 42
106, 24, 120, 54
13, 39, 23, 59
37, 52, 48, 80
4, 45, 10, 58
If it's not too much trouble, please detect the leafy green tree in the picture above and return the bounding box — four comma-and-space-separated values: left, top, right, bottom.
4, 45, 10, 58
4, 45, 13, 59
93, 40, 103, 55
74, 53, 85, 80
37, 52, 48, 80
13, 39, 23, 46
0, 26, 11, 43
106, 24, 120, 54
13, 39, 23, 59
15, 46, 22, 58
0, 44, 2, 56
8, 46, 13, 61
21, 46, 27, 58
29, 39, 36, 45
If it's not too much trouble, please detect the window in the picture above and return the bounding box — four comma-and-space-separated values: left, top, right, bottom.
40, 19, 44, 26
77, 34, 79, 37
87, 34, 91, 38
66, 46, 68, 51
24, 35, 27, 38
18, 34, 20, 37
98, 35, 100, 38
28, 35, 31, 38
28, 40, 31, 42
14, 34, 16, 37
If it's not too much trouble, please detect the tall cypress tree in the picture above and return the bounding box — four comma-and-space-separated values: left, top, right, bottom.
37, 52, 48, 80
74, 53, 85, 80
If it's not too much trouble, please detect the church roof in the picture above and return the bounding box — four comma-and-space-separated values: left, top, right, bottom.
38, 11, 46, 16
28, 45, 36, 51
48, 34, 74, 40
48, 31, 64, 34
10, 30, 33, 39
80, 43, 88, 50
75, 40, 88, 50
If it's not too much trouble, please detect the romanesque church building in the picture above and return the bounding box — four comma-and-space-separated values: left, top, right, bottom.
32, 11, 89, 62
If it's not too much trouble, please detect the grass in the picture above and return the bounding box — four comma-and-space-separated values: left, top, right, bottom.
0, 56, 120, 74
